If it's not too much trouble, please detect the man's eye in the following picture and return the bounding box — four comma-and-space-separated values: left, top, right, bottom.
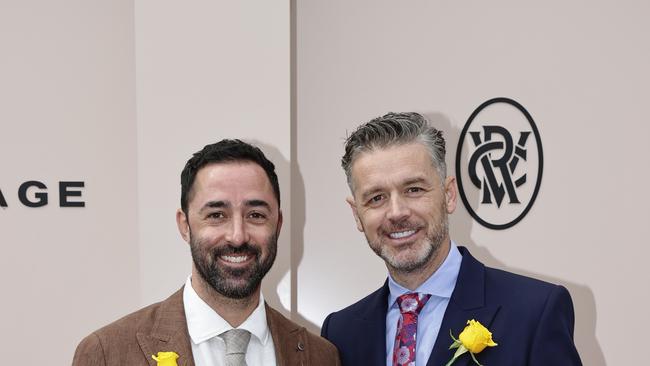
248, 212, 267, 220
207, 212, 225, 219
368, 195, 384, 204
406, 187, 423, 194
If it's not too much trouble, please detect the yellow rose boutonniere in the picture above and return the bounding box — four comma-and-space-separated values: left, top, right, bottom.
152, 351, 179, 366
445, 319, 497, 366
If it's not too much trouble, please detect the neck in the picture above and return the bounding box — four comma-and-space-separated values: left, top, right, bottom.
389, 238, 451, 291
191, 267, 260, 328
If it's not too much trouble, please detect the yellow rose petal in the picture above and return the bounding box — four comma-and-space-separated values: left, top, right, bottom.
458, 320, 498, 354
152, 351, 179, 366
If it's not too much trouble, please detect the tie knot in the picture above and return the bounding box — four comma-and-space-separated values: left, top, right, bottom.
219, 329, 251, 355
396, 293, 431, 315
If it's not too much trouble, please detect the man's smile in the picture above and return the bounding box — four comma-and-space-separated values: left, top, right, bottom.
219, 254, 252, 264
384, 228, 422, 244
388, 229, 417, 239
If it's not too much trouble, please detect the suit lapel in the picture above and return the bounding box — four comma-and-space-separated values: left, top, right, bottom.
137, 289, 195, 366
266, 304, 305, 365
358, 281, 390, 366
425, 247, 500, 366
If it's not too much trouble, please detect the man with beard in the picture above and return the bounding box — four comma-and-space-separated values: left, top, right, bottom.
321, 113, 582, 366
73, 140, 340, 366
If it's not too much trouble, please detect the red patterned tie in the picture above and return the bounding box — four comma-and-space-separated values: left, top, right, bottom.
392, 293, 432, 366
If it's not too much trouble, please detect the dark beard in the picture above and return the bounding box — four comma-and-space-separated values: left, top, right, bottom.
190, 232, 277, 299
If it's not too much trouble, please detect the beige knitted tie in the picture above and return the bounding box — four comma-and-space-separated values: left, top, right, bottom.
219, 329, 251, 366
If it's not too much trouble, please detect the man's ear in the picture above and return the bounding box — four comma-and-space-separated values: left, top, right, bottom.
176, 209, 190, 243
276, 209, 283, 237
346, 196, 364, 232
444, 176, 458, 214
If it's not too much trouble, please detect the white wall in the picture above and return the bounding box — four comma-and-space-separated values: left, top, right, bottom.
134, 0, 291, 314
296, 1, 649, 365
2, 1, 646, 364
0, 1, 138, 365
0, 0, 289, 364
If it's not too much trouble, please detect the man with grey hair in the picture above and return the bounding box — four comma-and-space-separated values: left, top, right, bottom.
321, 112, 582, 366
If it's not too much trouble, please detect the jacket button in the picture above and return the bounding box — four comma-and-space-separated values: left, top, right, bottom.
297, 341, 305, 351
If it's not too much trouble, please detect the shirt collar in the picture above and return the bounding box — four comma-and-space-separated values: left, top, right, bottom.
388, 241, 462, 308
183, 276, 271, 346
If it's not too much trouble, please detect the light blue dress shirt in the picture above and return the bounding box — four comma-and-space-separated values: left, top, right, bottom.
385, 242, 462, 366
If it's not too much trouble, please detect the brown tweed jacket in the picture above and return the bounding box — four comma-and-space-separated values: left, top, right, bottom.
72, 289, 340, 366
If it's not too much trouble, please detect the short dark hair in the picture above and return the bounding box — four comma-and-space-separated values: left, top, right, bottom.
180, 139, 280, 214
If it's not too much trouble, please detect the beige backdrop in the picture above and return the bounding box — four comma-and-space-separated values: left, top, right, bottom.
134, 0, 291, 315
1, 1, 139, 365
1, 0, 647, 365
295, 1, 650, 365
1, 0, 289, 365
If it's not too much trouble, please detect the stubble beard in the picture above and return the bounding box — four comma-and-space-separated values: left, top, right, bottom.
368, 207, 449, 275
190, 231, 278, 300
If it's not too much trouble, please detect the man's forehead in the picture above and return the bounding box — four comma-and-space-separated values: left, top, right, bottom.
356, 141, 432, 162
196, 161, 268, 182
189, 161, 277, 206
350, 143, 438, 191
197, 198, 272, 213
351, 143, 434, 172
356, 169, 433, 192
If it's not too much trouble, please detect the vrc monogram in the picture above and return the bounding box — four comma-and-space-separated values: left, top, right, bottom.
468, 126, 529, 207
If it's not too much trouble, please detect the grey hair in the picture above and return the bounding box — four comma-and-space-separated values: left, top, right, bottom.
342, 112, 447, 189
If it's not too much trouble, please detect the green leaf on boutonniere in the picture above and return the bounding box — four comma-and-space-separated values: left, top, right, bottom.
445, 320, 497, 366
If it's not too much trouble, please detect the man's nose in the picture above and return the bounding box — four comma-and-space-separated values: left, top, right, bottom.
225, 217, 249, 246
387, 194, 410, 223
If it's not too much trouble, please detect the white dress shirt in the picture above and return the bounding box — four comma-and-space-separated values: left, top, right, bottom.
183, 276, 277, 366
385, 242, 462, 366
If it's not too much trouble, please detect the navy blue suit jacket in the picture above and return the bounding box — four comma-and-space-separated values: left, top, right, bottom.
321, 247, 582, 366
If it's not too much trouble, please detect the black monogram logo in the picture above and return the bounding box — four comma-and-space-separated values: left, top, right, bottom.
456, 98, 543, 230
468, 126, 529, 207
